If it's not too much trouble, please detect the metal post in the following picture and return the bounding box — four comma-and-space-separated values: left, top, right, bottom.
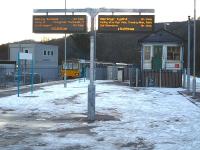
159, 69, 162, 88
129, 67, 131, 86
24, 60, 26, 85
8, 46, 10, 61
136, 68, 138, 87
192, 0, 196, 97
31, 59, 34, 94
17, 52, 20, 97
94, 28, 96, 81
94, 14, 97, 81
64, 0, 67, 88
84, 62, 86, 82
145, 77, 148, 87
187, 16, 191, 92
141, 46, 143, 70
183, 69, 187, 88
88, 13, 96, 121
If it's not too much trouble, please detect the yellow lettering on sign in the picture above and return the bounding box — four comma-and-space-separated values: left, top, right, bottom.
118, 27, 135, 31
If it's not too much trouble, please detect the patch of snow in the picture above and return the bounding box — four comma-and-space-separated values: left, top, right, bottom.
0, 80, 200, 149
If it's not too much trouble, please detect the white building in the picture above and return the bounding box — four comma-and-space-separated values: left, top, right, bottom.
9, 42, 58, 81
140, 29, 184, 71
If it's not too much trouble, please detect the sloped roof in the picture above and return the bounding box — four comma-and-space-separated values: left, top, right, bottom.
139, 29, 184, 44
12, 40, 38, 44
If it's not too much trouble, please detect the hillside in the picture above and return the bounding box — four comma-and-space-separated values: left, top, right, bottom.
0, 21, 200, 74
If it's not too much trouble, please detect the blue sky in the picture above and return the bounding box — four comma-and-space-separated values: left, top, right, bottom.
0, 0, 199, 44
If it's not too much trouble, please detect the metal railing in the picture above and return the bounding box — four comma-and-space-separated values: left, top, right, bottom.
0, 67, 60, 89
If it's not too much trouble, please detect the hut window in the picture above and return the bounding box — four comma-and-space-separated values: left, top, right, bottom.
167, 46, 180, 60
144, 46, 151, 60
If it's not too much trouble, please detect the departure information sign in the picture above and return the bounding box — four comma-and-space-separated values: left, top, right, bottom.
98, 15, 154, 33
33, 15, 87, 33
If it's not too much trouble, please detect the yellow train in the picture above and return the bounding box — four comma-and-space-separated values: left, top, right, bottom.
60, 60, 80, 79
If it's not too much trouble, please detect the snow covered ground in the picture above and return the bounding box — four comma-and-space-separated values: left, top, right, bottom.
0, 79, 200, 150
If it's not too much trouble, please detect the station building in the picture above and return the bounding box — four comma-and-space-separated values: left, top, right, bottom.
140, 29, 184, 71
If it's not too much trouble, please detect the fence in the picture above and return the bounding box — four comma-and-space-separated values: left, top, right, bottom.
129, 68, 182, 88
0, 67, 60, 89
0, 65, 183, 89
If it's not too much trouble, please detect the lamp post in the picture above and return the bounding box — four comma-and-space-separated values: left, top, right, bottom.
192, 0, 196, 97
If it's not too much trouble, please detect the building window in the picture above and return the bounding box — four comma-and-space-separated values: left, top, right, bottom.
44, 50, 46, 55
144, 46, 151, 60
24, 49, 28, 53
48, 51, 50, 55
51, 51, 53, 56
167, 46, 180, 60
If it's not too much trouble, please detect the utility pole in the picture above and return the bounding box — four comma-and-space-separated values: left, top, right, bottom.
192, 0, 196, 97
187, 16, 191, 92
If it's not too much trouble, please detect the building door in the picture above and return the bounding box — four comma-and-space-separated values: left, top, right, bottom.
152, 46, 162, 71
117, 68, 124, 82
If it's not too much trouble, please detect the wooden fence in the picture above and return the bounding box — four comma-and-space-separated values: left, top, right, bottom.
130, 69, 182, 88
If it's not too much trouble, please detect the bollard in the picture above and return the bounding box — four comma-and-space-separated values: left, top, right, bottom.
159, 69, 162, 88
145, 77, 148, 87
129, 68, 131, 86
183, 69, 187, 88
136, 68, 138, 87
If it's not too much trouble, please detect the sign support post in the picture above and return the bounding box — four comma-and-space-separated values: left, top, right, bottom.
88, 12, 97, 121
17, 52, 33, 97
31, 59, 34, 94
17, 52, 20, 97
33, 8, 155, 121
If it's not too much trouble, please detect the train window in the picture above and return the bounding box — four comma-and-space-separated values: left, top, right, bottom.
24, 49, 29, 53
144, 46, 151, 60
48, 51, 50, 55
44, 50, 46, 55
67, 63, 73, 69
51, 51, 53, 56
167, 46, 180, 60
72, 63, 78, 69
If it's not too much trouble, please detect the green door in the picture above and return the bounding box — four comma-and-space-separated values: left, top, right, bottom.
152, 46, 162, 71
